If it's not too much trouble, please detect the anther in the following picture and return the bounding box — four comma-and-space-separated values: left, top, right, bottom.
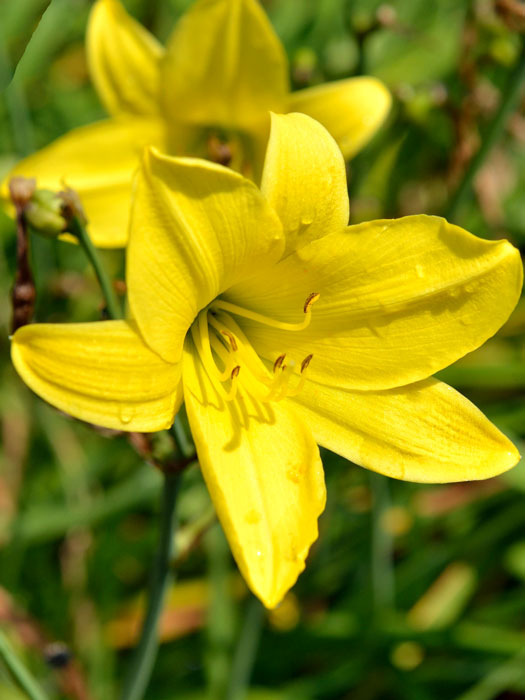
273, 354, 286, 373
301, 354, 313, 373
210, 296, 319, 332
231, 365, 241, 379
220, 329, 238, 351
304, 292, 320, 314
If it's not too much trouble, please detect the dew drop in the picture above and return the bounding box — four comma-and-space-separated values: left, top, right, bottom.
287, 465, 305, 484
256, 550, 263, 558
118, 404, 134, 424
300, 216, 313, 227
415, 264, 425, 279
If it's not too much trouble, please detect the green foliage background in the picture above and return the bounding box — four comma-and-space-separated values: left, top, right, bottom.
1, 0, 525, 698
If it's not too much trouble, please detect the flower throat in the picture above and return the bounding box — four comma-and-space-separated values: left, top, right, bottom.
190, 293, 319, 403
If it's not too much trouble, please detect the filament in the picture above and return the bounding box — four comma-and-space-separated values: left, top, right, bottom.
210, 292, 320, 332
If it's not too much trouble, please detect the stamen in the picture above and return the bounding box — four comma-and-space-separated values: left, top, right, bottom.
210, 292, 320, 332
268, 361, 295, 401
304, 293, 320, 313
301, 353, 314, 373
209, 313, 271, 383
198, 308, 315, 404
196, 310, 232, 382
220, 329, 238, 352
287, 354, 314, 397
273, 354, 286, 372
224, 365, 241, 400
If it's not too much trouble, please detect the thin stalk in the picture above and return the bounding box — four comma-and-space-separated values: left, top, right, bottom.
0, 629, 49, 700
206, 525, 236, 700
445, 38, 525, 220
225, 597, 265, 700
120, 471, 181, 700
370, 471, 395, 613
11, 198, 35, 332
171, 413, 195, 459
68, 216, 121, 320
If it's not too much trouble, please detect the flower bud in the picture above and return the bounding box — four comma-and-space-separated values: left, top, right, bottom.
24, 189, 66, 238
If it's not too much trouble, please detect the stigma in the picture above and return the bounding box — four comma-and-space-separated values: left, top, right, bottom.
190, 294, 318, 403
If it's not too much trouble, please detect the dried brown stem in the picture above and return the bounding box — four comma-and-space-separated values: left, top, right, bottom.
10, 190, 36, 333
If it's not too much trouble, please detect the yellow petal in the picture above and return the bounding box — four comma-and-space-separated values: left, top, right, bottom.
161, 0, 289, 131
225, 216, 523, 390
87, 0, 164, 116
261, 113, 349, 255
183, 338, 325, 608
2, 117, 165, 248
288, 77, 392, 159
127, 148, 284, 365
11, 321, 181, 431
292, 376, 520, 483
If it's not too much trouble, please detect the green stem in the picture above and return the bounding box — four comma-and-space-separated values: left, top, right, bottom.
206, 525, 236, 700
171, 413, 195, 459
0, 629, 49, 700
370, 472, 395, 613
69, 216, 122, 320
445, 38, 525, 220
120, 472, 181, 700
225, 597, 265, 700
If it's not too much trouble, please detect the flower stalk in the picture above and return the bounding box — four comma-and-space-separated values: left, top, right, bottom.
225, 597, 265, 700
68, 216, 122, 320
120, 471, 181, 700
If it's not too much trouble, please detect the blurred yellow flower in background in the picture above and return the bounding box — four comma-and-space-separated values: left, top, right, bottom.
10, 114, 522, 607
3, 0, 391, 248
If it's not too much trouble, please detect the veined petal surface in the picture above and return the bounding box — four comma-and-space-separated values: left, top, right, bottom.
127, 149, 284, 365
261, 113, 349, 256
3, 117, 165, 248
292, 376, 520, 483
183, 338, 326, 608
288, 77, 392, 159
225, 216, 523, 390
87, 0, 164, 116
162, 0, 289, 131
11, 321, 181, 432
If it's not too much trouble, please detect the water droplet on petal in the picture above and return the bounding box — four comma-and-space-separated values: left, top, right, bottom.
287, 465, 305, 484
118, 404, 134, 424
415, 264, 425, 279
300, 216, 313, 227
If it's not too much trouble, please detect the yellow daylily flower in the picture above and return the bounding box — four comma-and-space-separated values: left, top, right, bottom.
11, 114, 522, 607
3, 0, 391, 248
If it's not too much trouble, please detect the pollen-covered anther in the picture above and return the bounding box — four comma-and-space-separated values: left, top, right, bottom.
220, 329, 238, 351
224, 364, 241, 401
301, 353, 314, 373
273, 354, 286, 373
303, 292, 320, 314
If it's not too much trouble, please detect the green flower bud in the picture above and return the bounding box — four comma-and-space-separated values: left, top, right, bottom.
24, 189, 66, 238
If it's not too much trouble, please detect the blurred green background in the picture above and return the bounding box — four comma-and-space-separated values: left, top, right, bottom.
1, 0, 525, 698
